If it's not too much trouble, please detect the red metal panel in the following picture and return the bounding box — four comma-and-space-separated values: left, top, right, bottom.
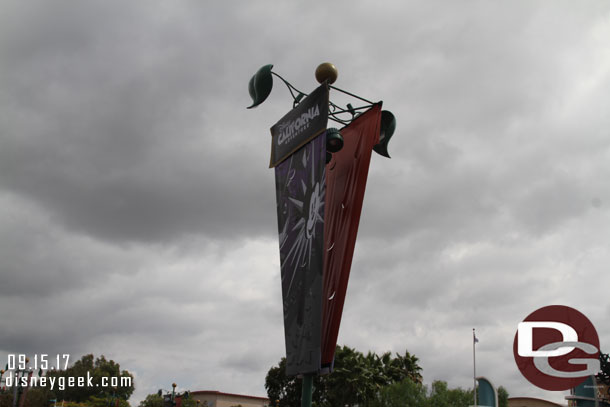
321, 104, 382, 368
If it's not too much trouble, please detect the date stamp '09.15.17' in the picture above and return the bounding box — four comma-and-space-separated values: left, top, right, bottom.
5, 354, 71, 372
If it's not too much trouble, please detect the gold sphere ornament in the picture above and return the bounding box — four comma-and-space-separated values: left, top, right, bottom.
172, 383, 177, 388
315, 62, 338, 84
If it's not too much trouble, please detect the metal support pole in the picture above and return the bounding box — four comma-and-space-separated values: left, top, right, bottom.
18, 371, 32, 407
301, 374, 313, 407
12, 371, 20, 407
473, 328, 477, 407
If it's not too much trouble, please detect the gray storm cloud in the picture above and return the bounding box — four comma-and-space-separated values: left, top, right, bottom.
1, 1, 609, 405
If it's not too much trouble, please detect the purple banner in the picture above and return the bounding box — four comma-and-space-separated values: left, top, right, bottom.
274, 132, 326, 376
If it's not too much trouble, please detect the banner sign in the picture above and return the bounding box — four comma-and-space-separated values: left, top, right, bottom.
274, 131, 327, 376
270, 83, 329, 168
320, 104, 382, 369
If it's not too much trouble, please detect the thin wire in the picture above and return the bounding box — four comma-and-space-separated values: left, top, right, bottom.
329, 84, 375, 104
271, 72, 307, 102
270, 72, 376, 127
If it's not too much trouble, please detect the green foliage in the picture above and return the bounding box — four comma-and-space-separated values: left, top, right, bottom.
264, 345, 510, 407
24, 387, 53, 407
1, 355, 133, 407
2, 383, 54, 407
139, 392, 195, 407
54, 402, 89, 407
264, 358, 300, 407
179, 395, 197, 407
497, 386, 509, 407
138, 394, 163, 407
86, 395, 130, 407
46, 400, 128, 407
427, 380, 473, 407
0, 393, 12, 407
368, 379, 427, 407
265, 345, 423, 407
369, 380, 473, 407
44, 354, 134, 405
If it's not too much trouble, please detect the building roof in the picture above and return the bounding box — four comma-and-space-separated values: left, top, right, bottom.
508, 396, 566, 407
190, 390, 270, 402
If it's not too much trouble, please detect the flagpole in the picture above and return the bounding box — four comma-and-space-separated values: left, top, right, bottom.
473, 328, 477, 407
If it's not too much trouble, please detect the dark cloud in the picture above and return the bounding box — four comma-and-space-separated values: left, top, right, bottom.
0, 0, 283, 244
1, 1, 610, 405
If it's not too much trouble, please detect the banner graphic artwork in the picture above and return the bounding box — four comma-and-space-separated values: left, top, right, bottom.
275, 133, 327, 375
272, 85, 329, 376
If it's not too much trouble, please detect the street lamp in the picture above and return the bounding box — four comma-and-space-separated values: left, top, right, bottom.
161, 383, 192, 407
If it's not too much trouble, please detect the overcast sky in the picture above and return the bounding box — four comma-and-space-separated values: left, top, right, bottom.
1, 1, 610, 405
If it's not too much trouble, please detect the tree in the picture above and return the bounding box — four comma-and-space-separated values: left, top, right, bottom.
139, 394, 163, 407
179, 394, 197, 407
23, 387, 53, 407
139, 391, 195, 407
381, 350, 422, 385
0, 394, 12, 407
264, 358, 301, 407
426, 380, 473, 407
45, 354, 134, 405
265, 345, 423, 407
369, 380, 474, 407
497, 386, 509, 407
265, 346, 509, 407
86, 394, 130, 407
369, 379, 428, 407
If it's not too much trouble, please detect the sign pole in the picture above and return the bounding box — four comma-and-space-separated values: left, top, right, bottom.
301, 374, 313, 407
473, 328, 477, 407
247, 62, 397, 407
